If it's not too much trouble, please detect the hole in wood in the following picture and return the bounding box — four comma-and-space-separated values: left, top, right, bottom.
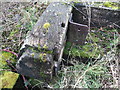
34, 2, 37, 5
78, 28, 81, 31
61, 23, 65, 27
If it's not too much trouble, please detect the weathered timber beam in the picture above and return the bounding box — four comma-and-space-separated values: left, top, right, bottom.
16, 2, 72, 81
72, 3, 120, 28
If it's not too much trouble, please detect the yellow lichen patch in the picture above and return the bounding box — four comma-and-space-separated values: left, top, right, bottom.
43, 53, 46, 56
39, 53, 47, 62
42, 53, 47, 62
43, 44, 48, 49
0, 71, 19, 88
31, 53, 35, 57
43, 22, 50, 29
39, 53, 44, 60
37, 44, 41, 50
42, 59, 47, 63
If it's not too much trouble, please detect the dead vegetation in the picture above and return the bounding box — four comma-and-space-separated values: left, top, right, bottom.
0, 2, 119, 89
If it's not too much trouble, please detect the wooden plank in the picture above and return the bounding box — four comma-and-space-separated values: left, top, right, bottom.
73, 3, 120, 28
16, 2, 72, 81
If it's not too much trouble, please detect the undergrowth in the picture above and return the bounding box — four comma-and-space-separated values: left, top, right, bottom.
52, 47, 119, 88
29, 27, 119, 89
0, 1, 119, 89
51, 27, 119, 88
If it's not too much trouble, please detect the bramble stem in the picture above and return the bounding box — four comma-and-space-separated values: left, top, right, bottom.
0, 49, 18, 57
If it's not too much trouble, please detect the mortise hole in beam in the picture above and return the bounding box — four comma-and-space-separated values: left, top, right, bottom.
61, 23, 65, 27
78, 28, 81, 31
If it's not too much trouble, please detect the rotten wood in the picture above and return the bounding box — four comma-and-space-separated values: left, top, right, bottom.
16, 2, 72, 81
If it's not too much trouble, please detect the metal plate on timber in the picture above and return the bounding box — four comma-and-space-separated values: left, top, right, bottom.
67, 14, 88, 45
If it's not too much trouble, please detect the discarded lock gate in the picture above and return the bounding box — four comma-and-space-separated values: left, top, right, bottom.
16, 2, 88, 81
16, 2, 120, 81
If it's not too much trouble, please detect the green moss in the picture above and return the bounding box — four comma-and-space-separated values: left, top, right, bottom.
64, 28, 118, 59
28, 46, 52, 63
37, 44, 41, 50
39, 53, 44, 61
0, 51, 16, 69
103, 2, 112, 7
8, 29, 19, 39
0, 71, 19, 88
64, 42, 101, 58
46, 50, 53, 54
39, 72, 47, 78
32, 49, 39, 53
102, 2, 119, 10
28, 47, 39, 53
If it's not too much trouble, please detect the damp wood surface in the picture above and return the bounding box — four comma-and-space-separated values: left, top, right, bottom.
72, 4, 120, 28
16, 2, 72, 81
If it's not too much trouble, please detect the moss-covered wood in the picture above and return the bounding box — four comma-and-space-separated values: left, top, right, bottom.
16, 2, 72, 81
